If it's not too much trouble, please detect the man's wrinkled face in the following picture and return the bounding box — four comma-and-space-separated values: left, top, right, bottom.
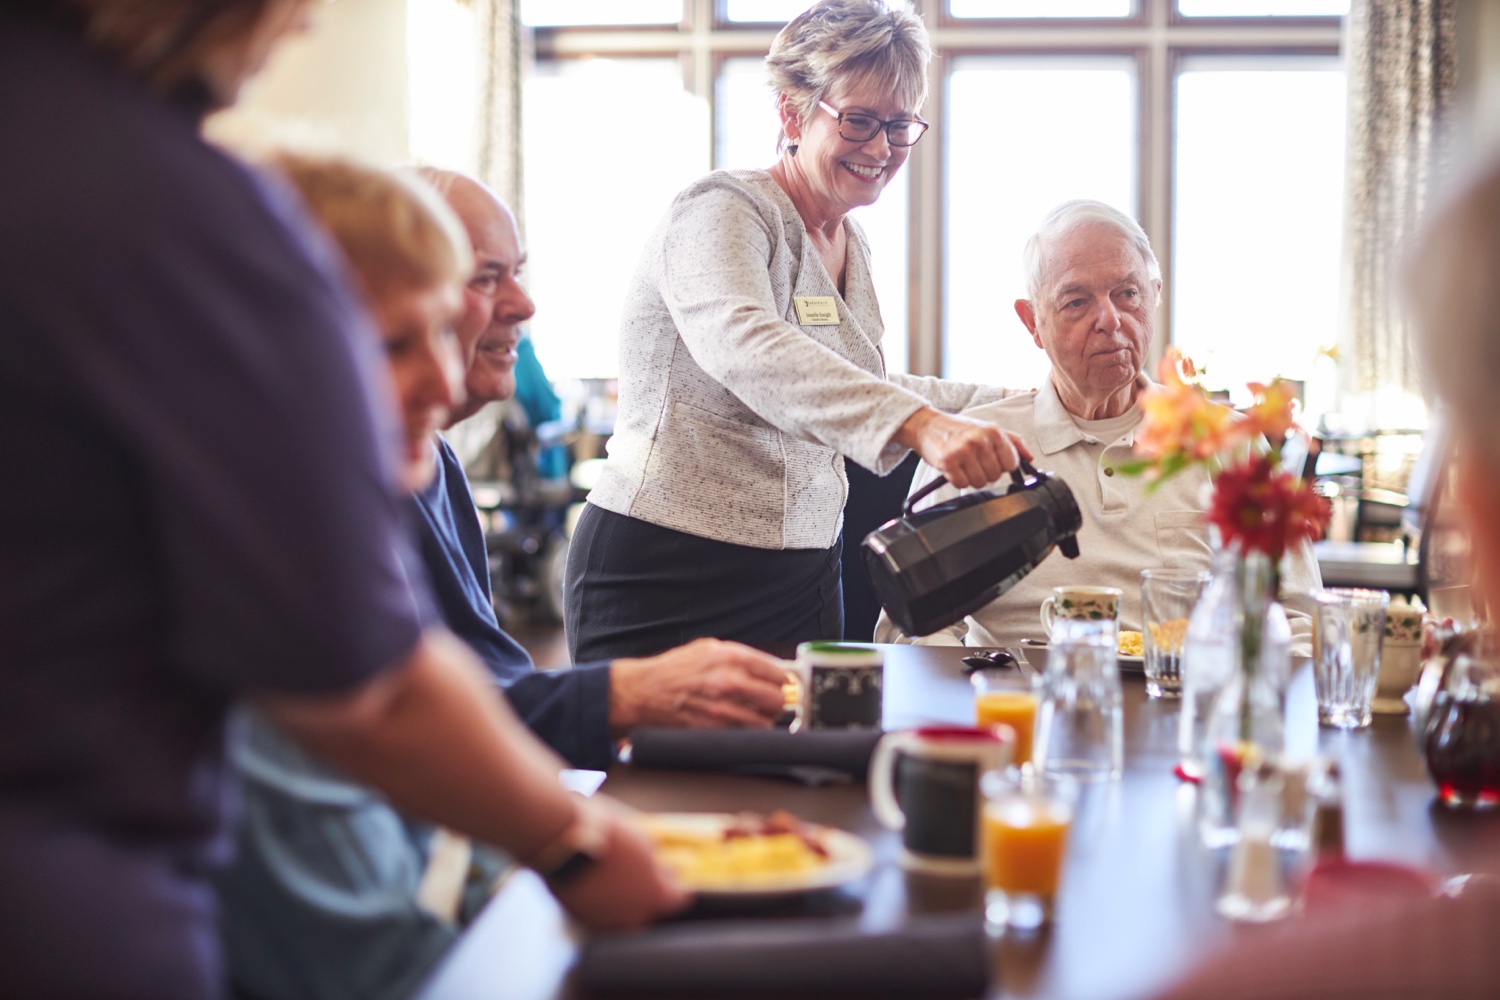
1027, 223, 1158, 397
448, 181, 535, 418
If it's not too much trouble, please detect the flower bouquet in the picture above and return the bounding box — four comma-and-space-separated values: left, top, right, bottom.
1120, 351, 1332, 821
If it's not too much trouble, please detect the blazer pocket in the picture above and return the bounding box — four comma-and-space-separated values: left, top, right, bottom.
1154, 510, 1212, 567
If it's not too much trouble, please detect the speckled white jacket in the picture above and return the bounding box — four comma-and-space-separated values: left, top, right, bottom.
589, 169, 1007, 550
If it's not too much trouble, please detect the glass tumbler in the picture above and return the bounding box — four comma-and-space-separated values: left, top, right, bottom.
981, 770, 1076, 932
972, 667, 1040, 768
1034, 618, 1123, 781
1140, 568, 1211, 699
1313, 588, 1390, 729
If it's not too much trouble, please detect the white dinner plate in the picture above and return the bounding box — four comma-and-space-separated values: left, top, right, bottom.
640, 813, 873, 898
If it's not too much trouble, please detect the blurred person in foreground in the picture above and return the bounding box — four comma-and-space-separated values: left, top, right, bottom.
216, 159, 788, 1000
1153, 150, 1500, 1000
0, 4, 683, 997
416, 168, 787, 771
564, 0, 1031, 662
875, 200, 1321, 649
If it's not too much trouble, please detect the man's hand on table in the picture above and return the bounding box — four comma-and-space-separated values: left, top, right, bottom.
608, 638, 788, 734
546, 798, 690, 931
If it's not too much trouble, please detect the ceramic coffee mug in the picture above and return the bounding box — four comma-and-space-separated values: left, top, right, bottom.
868, 725, 1014, 875
1040, 586, 1122, 638
1374, 596, 1424, 715
796, 641, 884, 730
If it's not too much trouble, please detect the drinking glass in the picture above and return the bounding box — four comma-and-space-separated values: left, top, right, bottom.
1140, 568, 1211, 699
971, 667, 1039, 767
1313, 588, 1390, 729
981, 770, 1076, 932
1034, 618, 1123, 781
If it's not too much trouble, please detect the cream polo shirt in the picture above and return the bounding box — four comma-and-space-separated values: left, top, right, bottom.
873, 375, 1321, 651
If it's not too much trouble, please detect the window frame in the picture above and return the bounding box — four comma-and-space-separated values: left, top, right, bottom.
525, 0, 1343, 376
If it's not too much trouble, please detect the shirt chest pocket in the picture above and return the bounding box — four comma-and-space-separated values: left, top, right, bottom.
1154, 510, 1212, 568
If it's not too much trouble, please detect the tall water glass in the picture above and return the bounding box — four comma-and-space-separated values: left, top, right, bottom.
1140, 568, 1211, 699
1034, 618, 1123, 781
1313, 588, 1390, 729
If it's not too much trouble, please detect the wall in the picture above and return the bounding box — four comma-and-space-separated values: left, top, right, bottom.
206, 0, 411, 163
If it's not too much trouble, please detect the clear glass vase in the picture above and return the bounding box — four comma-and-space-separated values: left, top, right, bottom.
1178, 550, 1239, 781
1197, 552, 1292, 848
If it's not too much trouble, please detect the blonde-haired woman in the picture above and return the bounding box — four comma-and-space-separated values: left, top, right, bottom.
567, 0, 1029, 660
213, 154, 688, 1000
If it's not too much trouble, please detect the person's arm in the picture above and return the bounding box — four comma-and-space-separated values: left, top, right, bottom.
891, 406, 1032, 491
607, 638, 789, 733
887, 372, 1030, 412
257, 629, 688, 931
1279, 535, 1323, 656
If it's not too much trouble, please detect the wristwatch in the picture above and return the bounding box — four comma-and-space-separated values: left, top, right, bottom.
531, 805, 609, 887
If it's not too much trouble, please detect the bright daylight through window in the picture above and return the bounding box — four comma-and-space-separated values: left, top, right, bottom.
1173, 58, 1346, 408
945, 57, 1136, 391
509, 1, 1347, 397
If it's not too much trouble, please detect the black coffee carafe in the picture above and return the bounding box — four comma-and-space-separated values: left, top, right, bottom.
862, 461, 1082, 637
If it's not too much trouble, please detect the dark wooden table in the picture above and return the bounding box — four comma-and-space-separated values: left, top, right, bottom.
415, 644, 1500, 1000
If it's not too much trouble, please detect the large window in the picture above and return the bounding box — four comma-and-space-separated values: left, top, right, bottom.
522, 59, 709, 379
520, 1, 1345, 398
945, 56, 1136, 389
1173, 57, 1346, 402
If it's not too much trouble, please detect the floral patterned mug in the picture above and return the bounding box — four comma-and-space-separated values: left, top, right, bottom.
1040, 586, 1123, 639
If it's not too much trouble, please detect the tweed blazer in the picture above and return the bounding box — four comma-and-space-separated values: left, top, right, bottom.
589, 169, 1006, 551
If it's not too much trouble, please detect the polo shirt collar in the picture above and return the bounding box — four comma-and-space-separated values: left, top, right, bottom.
1031, 373, 1152, 456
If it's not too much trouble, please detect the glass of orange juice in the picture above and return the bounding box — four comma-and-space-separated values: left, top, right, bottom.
981, 771, 1076, 932
971, 668, 1039, 768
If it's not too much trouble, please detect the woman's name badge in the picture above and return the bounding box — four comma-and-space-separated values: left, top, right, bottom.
793, 296, 840, 326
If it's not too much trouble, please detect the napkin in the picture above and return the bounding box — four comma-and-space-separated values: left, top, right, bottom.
577, 912, 989, 998
627, 728, 884, 783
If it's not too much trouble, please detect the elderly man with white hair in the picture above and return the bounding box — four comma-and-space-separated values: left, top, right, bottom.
876, 199, 1321, 651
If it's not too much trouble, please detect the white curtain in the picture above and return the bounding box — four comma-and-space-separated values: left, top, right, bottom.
1340, 0, 1457, 427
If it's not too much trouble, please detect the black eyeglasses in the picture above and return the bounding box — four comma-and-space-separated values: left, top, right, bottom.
818, 101, 929, 148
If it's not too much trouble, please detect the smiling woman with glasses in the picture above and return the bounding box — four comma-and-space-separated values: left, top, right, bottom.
565, 0, 1031, 663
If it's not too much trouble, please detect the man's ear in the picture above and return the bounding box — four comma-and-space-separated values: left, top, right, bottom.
1015, 299, 1044, 351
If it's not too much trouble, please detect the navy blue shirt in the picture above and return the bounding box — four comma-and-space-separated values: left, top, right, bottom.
411, 438, 613, 769
0, 17, 425, 998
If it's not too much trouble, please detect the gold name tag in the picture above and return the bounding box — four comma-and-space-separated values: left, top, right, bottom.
793, 296, 840, 326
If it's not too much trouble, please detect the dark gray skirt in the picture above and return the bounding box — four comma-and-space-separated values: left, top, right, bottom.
564, 503, 843, 662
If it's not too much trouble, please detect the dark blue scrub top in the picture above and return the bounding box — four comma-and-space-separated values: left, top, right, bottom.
411, 438, 613, 769
0, 15, 426, 998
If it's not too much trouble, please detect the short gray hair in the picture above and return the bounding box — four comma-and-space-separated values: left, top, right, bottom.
1022, 200, 1161, 305
1407, 154, 1500, 473
765, 0, 931, 155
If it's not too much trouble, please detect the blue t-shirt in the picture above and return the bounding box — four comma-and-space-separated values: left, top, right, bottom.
0, 16, 425, 997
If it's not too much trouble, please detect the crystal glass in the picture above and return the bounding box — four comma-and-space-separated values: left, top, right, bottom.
1034, 618, 1123, 781
1313, 588, 1390, 729
1140, 568, 1211, 699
